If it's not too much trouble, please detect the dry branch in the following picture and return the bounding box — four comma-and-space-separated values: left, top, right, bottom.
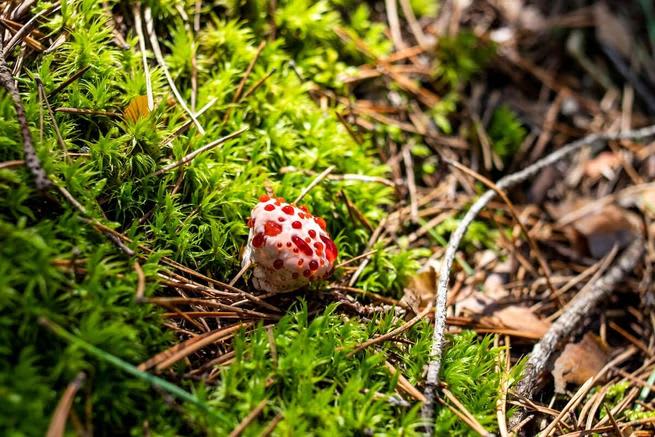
0, 47, 51, 189
420, 123, 655, 433
510, 239, 643, 428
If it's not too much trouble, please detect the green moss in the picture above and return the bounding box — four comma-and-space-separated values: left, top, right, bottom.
0, 0, 505, 435
488, 105, 527, 160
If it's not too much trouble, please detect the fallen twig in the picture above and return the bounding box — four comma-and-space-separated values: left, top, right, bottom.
420, 123, 655, 433
152, 127, 248, 176
46, 372, 86, 437
0, 46, 50, 189
340, 303, 432, 357
143, 5, 203, 133
510, 239, 643, 429
294, 165, 335, 204
228, 399, 268, 437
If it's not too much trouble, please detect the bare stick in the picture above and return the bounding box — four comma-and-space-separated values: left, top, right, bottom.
49, 65, 90, 98
241, 68, 276, 100
513, 241, 643, 429
398, 0, 430, 49
153, 127, 248, 176
385, 0, 407, 50
339, 303, 432, 357
228, 399, 268, 437
143, 6, 204, 133
36, 77, 68, 157
294, 165, 335, 204
229, 259, 251, 286
402, 145, 419, 223
134, 261, 146, 302
1, 5, 56, 56
420, 123, 655, 433
0, 48, 50, 189
445, 158, 560, 305
46, 372, 86, 437
133, 2, 153, 110
233, 41, 265, 103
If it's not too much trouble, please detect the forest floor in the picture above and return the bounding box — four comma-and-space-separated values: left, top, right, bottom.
2, 0, 655, 436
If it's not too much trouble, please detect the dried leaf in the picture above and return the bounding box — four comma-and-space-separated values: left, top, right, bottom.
401, 266, 436, 314
547, 200, 639, 258
456, 285, 551, 340
124, 95, 150, 123
552, 332, 610, 393
583, 151, 622, 179
486, 306, 551, 339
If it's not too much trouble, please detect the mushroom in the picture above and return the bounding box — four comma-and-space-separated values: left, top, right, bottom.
243, 195, 338, 292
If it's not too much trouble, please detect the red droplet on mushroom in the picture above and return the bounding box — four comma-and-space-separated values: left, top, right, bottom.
292, 235, 313, 256
315, 217, 327, 230
298, 213, 305, 219
297, 259, 304, 266
277, 243, 283, 248
303, 269, 311, 277
278, 217, 286, 222
308, 229, 316, 238
264, 204, 275, 211
286, 242, 292, 247
309, 260, 319, 271
300, 205, 309, 213
276, 197, 285, 203
259, 194, 270, 202
264, 221, 282, 236
313, 242, 323, 256
247, 217, 254, 228
273, 259, 284, 269
320, 235, 337, 262
282, 205, 295, 215
292, 221, 302, 229
252, 232, 265, 248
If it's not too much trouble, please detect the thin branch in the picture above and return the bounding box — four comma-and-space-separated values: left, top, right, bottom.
36, 77, 68, 157
0, 159, 24, 169
510, 239, 643, 428
1, 4, 57, 56
133, 261, 146, 302
49, 65, 90, 98
55, 107, 120, 117
228, 399, 268, 437
0, 48, 50, 189
229, 259, 252, 286
385, 0, 407, 50
241, 68, 276, 100
294, 165, 335, 204
153, 127, 248, 176
402, 145, 419, 223
420, 123, 655, 433
233, 41, 265, 103
398, 0, 430, 49
339, 303, 432, 357
132, 2, 153, 110
143, 6, 204, 133
444, 158, 561, 305
46, 372, 85, 437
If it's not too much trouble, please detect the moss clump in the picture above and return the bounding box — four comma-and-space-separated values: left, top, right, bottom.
1, 0, 508, 435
